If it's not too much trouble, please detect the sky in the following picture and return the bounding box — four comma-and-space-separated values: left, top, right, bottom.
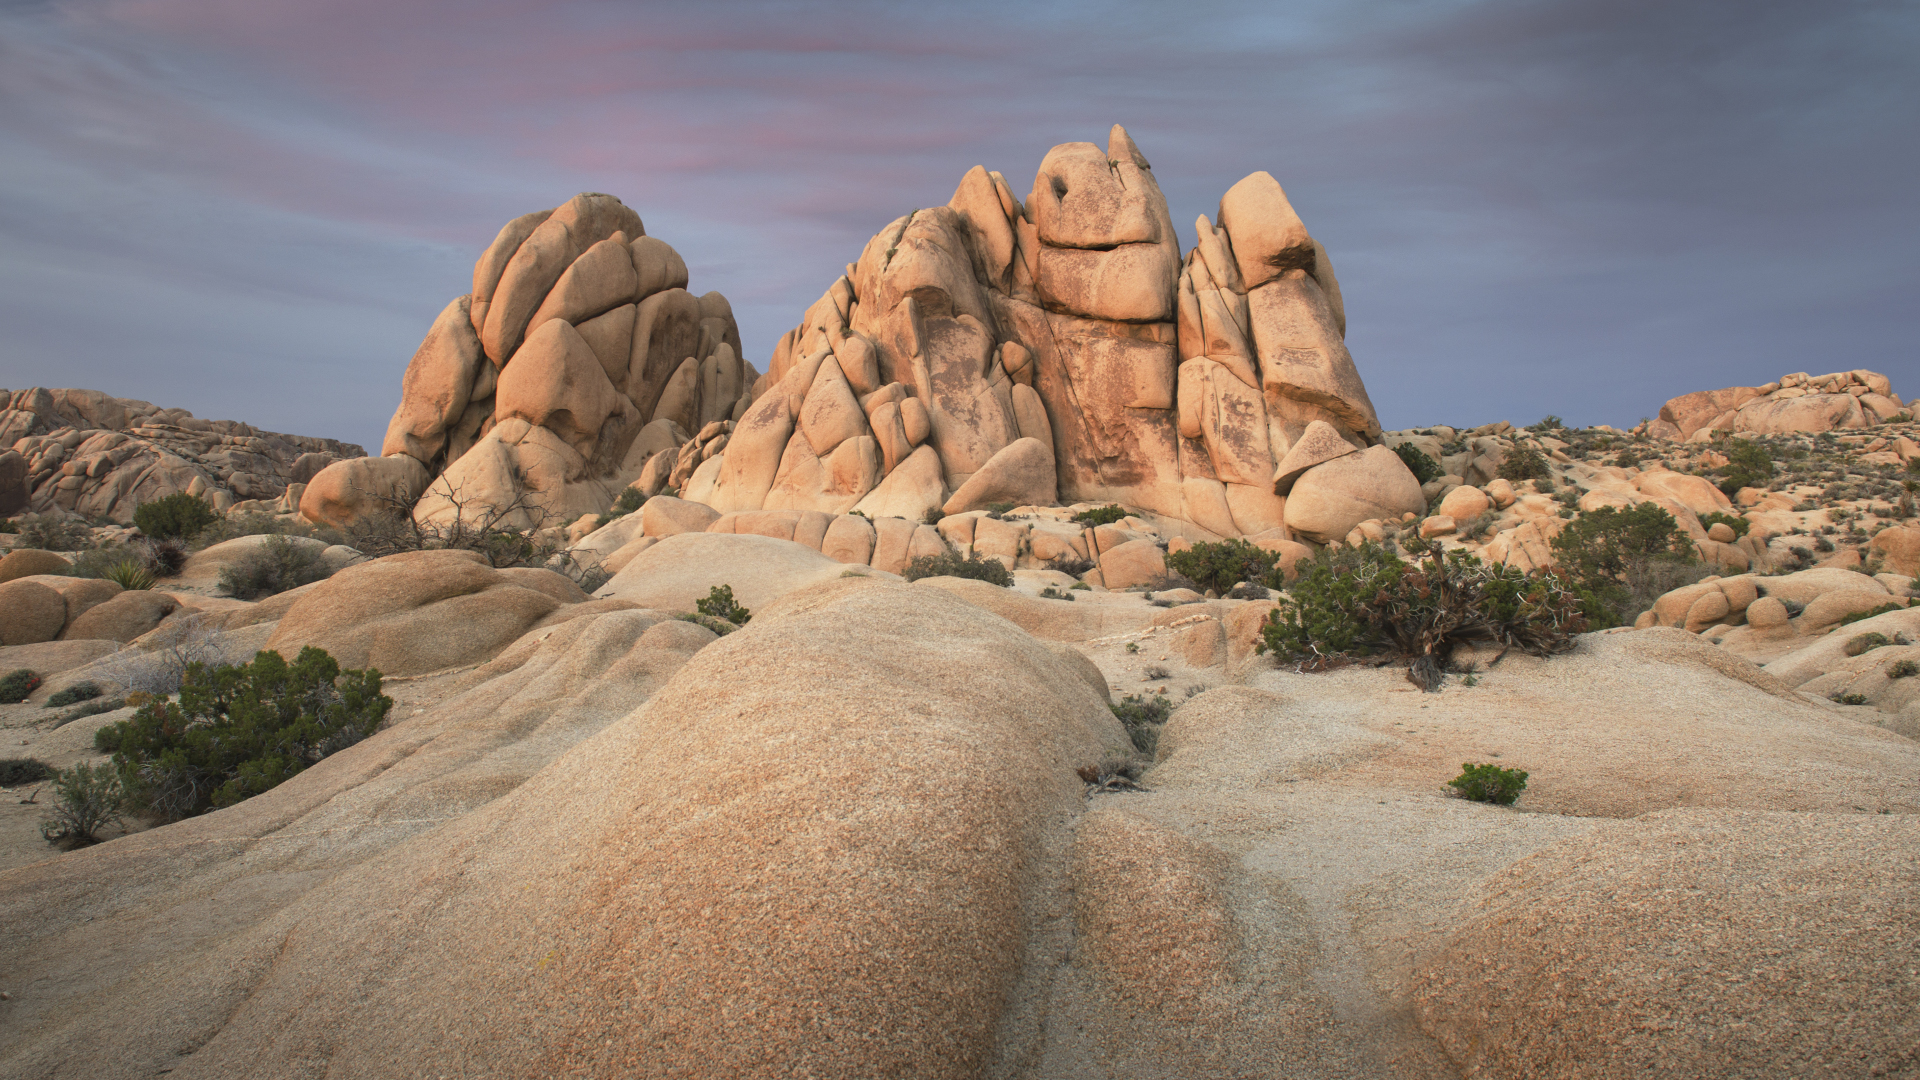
1, 0, 1915, 454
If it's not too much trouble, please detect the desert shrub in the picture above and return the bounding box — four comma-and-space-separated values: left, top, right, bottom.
1037, 586, 1076, 602
1698, 511, 1751, 538
15, 513, 92, 551
1070, 581, 1091, 591
1165, 538, 1279, 595
1549, 503, 1701, 628
1887, 659, 1919, 679
607, 487, 646, 518
921, 505, 945, 526
45, 681, 102, 708
1716, 438, 1775, 496
0, 669, 41, 703
676, 612, 740, 636
1838, 603, 1905, 627
0, 519, 16, 533
1394, 443, 1443, 485
1831, 692, 1869, 706
1110, 693, 1173, 753
695, 584, 751, 626
1447, 762, 1528, 805
103, 646, 390, 821
984, 501, 1016, 517
218, 534, 332, 600
39, 761, 124, 846
1845, 632, 1893, 657
0, 758, 54, 786
1613, 447, 1643, 469
133, 493, 219, 541
1497, 445, 1551, 482
96, 615, 233, 697
1142, 664, 1171, 680
1046, 552, 1095, 577
1258, 538, 1585, 689
104, 559, 156, 590
138, 537, 190, 577
196, 510, 342, 548
1071, 505, 1129, 527
902, 549, 1014, 586
1526, 416, 1565, 433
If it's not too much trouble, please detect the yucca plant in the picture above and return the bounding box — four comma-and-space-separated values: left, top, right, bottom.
104, 559, 155, 590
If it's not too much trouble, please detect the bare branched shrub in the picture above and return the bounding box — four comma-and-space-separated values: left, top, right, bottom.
98, 614, 239, 696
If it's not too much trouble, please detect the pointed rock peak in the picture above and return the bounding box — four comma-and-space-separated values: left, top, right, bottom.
1108, 125, 1151, 170
1218, 171, 1315, 290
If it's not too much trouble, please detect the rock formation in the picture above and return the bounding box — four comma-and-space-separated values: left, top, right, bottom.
349, 131, 1417, 545
1648, 369, 1907, 441
0, 387, 362, 522
302, 193, 753, 529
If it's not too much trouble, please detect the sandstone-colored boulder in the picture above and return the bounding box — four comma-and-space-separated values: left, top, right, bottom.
299, 455, 431, 529
1215, 171, 1314, 291
639, 495, 721, 538
1683, 589, 1732, 633
1414, 809, 1919, 1080
1282, 446, 1424, 545
821, 513, 877, 565
60, 589, 178, 643
1270, 419, 1358, 495
941, 438, 1056, 515
1706, 521, 1737, 543
1868, 525, 1920, 578
266, 550, 562, 676
0, 579, 67, 646
1798, 588, 1905, 633
1632, 469, 1733, 517
853, 444, 946, 522
596, 531, 865, 613
0, 548, 70, 584
1100, 538, 1166, 590
1759, 566, 1889, 608
1745, 595, 1791, 630
381, 295, 484, 464
48, 577, 122, 629
1435, 485, 1491, 521
494, 318, 633, 460
630, 235, 689, 300
1419, 515, 1457, 540
526, 235, 636, 331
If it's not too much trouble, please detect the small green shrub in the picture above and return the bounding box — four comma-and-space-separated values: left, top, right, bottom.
104, 647, 391, 821
45, 681, 102, 708
0, 758, 54, 786
0, 519, 16, 533
1716, 438, 1775, 497
218, 535, 332, 599
1165, 538, 1279, 595
1037, 586, 1076, 602
902, 549, 1014, 586
1887, 659, 1919, 679
676, 612, 739, 636
985, 501, 1016, 517
0, 669, 41, 704
1110, 693, 1173, 753
94, 724, 123, 754
15, 513, 92, 551
1497, 445, 1551, 482
104, 559, 156, 590
40, 761, 124, 846
1394, 443, 1443, 485
1448, 762, 1529, 805
133, 493, 219, 541
608, 487, 646, 518
922, 505, 945, 526
1845, 632, 1893, 657
1549, 503, 1701, 628
1839, 603, 1905, 628
1071, 505, 1129, 527
1698, 511, 1751, 539
1070, 581, 1091, 591
695, 584, 751, 625
1526, 416, 1565, 433
1046, 552, 1095, 577
1613, 447, 1643, 469
1831, 692, 1869, 706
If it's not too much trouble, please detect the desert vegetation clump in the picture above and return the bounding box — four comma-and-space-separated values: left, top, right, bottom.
1258, 537, 1586, 690
14, 513, 92, 551
1548, 503, 1703, 628
695, 584, 751, 626
1070, 504, 1129, 527
44, 681, 103, 708
0, 758, 54, 786
1845, 632, 1894, 657
1715, 438, 1775, 496
0, 669, 42, 704
1698, 511, 1751, 538
1497, 445, 1551, 483
133, 492, 220, 541
1838, 603, 1906, 628
1045, 552, 1095, 577
101, 646, 391, 822
1393, 443, 1443, 485
1447, 762, 1529, 805
1886, 659, 1919, 679
218, 534, 333, 599
1109, 693, 1173, 753
1165, 538, 1281, 596
901, 548, 1014, 586
39, 762, 124, 847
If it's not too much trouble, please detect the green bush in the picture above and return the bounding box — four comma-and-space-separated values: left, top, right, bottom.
105, 559, 156, 590
1497, 445, 1551, 482
902, 549, 1014, 586
0, 519, 16, 533
1037, 586, 1076, 602
1447, 762, 1529, 805
45, 681, 102, 708
1548, 503, 1701, 628
0, 758, 54, 785
1613, 447, 1643, 469
1071, 505, 1129, 527
608, 487, 646, 518
218, 535, 332, 599
1838, 603, 1905, 628
103, 647, 391, 821
1831, 692, 1869, 706
695, 584, 751, 625
1110, 693, 1173, 753
14, 513, 92, 551
133, 493, 220, 541
1393, 443, 1443, 485
94, 724, 123, 754
1165, 538, 1280, 595
1716, 438, 1775, 497
1845, 632, 1893, 657
1698, 511, 1751, 538
1045, 552, 1095, 577
0, 669, 41, 703
39, 761, 124, 846
1258, 538, 1585, 689
1887, 659, 1919, 679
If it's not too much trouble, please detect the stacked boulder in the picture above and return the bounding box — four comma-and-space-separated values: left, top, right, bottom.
0, 387, 362, 521
302, 193, 752, 530
614, 129, 1415, 543
1648, 370, 1906, 441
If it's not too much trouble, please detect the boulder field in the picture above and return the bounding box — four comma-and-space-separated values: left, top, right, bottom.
1648, 369, 1908, 442
1, 542, 1917, 1079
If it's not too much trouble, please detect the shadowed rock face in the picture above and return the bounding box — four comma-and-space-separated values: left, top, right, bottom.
355, 132, 1412, 542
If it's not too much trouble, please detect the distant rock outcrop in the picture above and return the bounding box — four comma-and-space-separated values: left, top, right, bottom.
0, 387, 363, 522
1646, 369, 1907, 441
304, 193, 752, 530
350, 131, 1412, 543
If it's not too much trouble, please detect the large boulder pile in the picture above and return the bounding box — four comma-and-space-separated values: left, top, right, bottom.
301, 193, 752, 530
1647, 369, 1907, 441
0, 387, 362, 521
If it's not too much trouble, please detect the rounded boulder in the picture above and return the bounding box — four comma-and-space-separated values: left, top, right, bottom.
1283, 445, 1425, 545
